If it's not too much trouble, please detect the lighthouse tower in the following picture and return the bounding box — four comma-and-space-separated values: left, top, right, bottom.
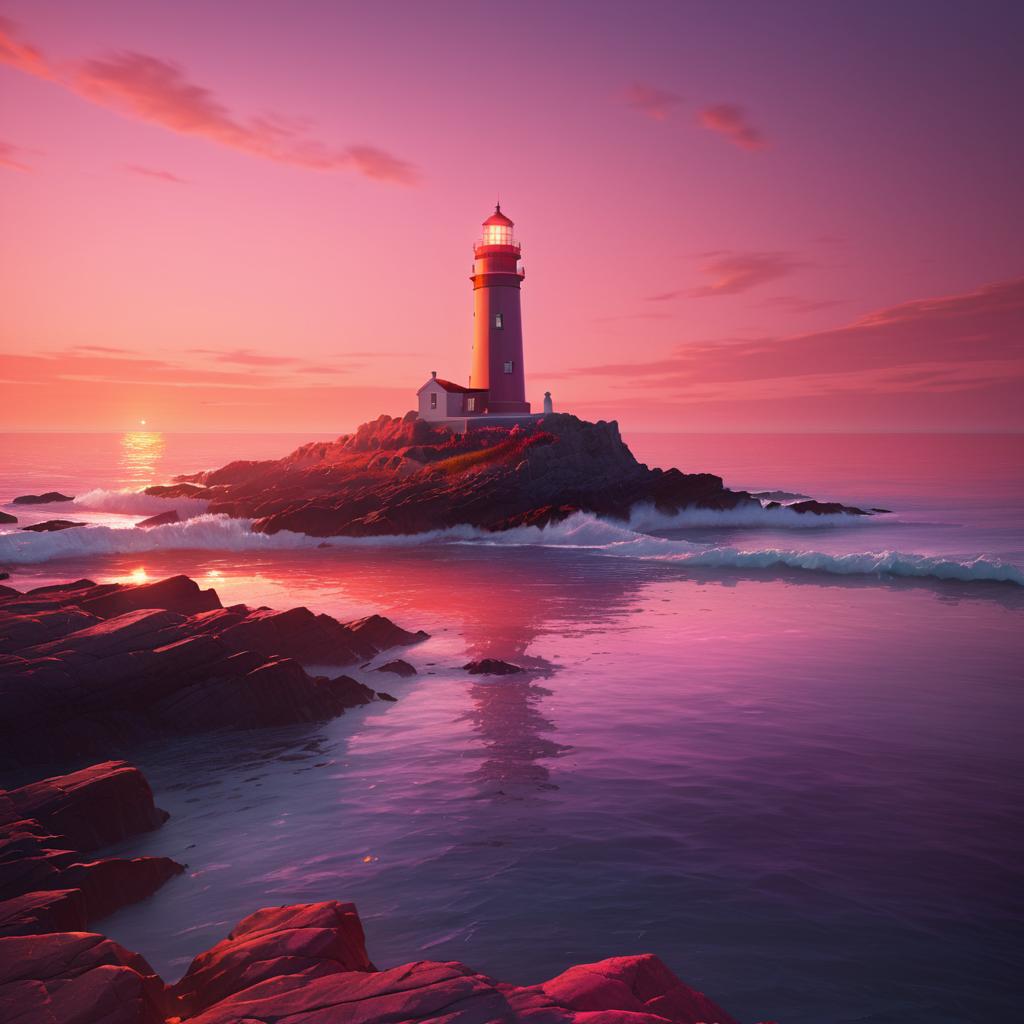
469, 204, 530, 413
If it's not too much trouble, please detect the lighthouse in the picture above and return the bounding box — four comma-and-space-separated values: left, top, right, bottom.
417, 203, 552, 425
469, 205, 529, 413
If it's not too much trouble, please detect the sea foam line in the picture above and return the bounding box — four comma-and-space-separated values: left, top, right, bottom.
0, 510, 1020, 586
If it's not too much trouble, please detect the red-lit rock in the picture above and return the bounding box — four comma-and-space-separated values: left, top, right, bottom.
0, 576, 425, 765
0, 931, 166, 1024
167, 900, 744, 1024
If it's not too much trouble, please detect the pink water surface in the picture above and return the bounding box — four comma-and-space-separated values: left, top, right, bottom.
0, 431, 1021, 1022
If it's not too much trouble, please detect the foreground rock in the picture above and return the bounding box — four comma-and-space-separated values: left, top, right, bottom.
0, 511, 16, 524
12, 492, 74, 505
0, 575, 427, 768
1, 899, 755, 1023
160, 412, 871, 537
0, 761, 183, 939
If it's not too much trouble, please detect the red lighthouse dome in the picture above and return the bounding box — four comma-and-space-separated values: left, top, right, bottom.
480, 204, 516, 249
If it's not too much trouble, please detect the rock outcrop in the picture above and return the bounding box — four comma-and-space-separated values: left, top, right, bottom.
0, 575, 426, 768
2, 898, 753, 1024
135, 510, 180, 528
20, 520, 86, 532
464, 658, 522, 675
12, 492, 75, 505
161, 412, 871, 538
0, 762, 183, 940
375, 659, 417, 677
0, 511, 17, 524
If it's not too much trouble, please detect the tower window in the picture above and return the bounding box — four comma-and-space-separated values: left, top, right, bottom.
503, 361, 514, 374
466, 396, 476, 412
494, 313, 503, 329
430, 392, 438, 410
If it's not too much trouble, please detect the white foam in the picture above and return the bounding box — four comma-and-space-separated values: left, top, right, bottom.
73, 488, 211, 517
626, 502, 877, 531
0, 510, 1019, 586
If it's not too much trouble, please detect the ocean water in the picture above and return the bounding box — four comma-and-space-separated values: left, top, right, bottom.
0, 431, 1022, 1023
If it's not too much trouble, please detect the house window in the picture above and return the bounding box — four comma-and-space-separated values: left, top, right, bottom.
430, 392, 437, 410
494, 313, 503, 329
466, 396, 476, 412
503, 361, 514, 374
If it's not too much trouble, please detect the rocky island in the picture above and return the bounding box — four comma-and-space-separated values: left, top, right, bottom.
150, 412, 872, 537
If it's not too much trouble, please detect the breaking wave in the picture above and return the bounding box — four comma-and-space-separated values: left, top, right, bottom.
0, 510, 1020, 586
72, 488, 211, 517
625, 502, 877, 530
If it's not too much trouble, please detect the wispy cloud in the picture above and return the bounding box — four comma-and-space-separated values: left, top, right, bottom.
0, 138, 32, 171
125, 163, 187, 184
199, 348, 300, 367
625, 81, 683, 121
0, 17, 418, 185
691, 250, 802, 297
697, 103, 766, 150
758, 294, 844, 314
570, 277, 1024, 420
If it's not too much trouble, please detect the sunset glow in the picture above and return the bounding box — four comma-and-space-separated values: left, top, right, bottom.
2, 1, 1021, 433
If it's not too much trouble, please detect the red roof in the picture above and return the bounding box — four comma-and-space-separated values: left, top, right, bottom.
482, 203, 513, 228
421, 377, 487, 394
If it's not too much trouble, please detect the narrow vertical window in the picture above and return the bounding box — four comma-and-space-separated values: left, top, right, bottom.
494, 312, 503, 329
503, 361, 514, 374
430, 392, 437, 410
467, 396, 476, 412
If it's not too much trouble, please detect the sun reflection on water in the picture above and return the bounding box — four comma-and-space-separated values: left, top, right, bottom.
120, 430, 165, 488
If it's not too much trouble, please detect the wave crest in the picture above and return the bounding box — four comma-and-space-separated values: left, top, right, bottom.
73, 488, 211, 516
0, 510, 1019, 586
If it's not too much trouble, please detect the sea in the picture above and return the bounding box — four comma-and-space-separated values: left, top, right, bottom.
1, 430, 1021, 1024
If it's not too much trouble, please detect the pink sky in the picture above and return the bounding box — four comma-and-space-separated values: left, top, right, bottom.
1, 0, 1022, 432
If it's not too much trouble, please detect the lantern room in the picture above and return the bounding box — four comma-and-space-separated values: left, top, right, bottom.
479, 204, 518, 250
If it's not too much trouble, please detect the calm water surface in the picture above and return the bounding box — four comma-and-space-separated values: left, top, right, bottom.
0, 431, 1021, 1024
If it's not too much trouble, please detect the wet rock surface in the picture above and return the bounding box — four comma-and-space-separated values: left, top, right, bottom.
2, 895, 752, 1024
0, 761, 183, 940
464, 658, 523, 675
167, 412, 871, 537
0, 575, 426, 768
135, 510, 180, 528
375, 658, 417, 677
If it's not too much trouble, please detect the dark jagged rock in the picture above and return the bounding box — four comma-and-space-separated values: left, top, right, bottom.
21, 520, 87, 532
0, 576, 425, 766
0, 511, 16, 524
165, 413, 875, 539
464, 658, 522, 675
12, 492, 74, 505
787, 499, 870, 516
135, 509, 180, 528
2, 761, 168, 850
375, 658, 417, 677
0, 763, 183, 944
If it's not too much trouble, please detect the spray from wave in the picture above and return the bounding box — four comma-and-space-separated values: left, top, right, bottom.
0, 510, 1020, 586
72, 488, 211, 517
625, 502, 877, 531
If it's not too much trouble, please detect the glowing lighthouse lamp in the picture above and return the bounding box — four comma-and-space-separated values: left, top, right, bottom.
418, 204, 548, 424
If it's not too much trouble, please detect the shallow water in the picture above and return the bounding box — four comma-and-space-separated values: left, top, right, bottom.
1, 431, 1022, 1023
